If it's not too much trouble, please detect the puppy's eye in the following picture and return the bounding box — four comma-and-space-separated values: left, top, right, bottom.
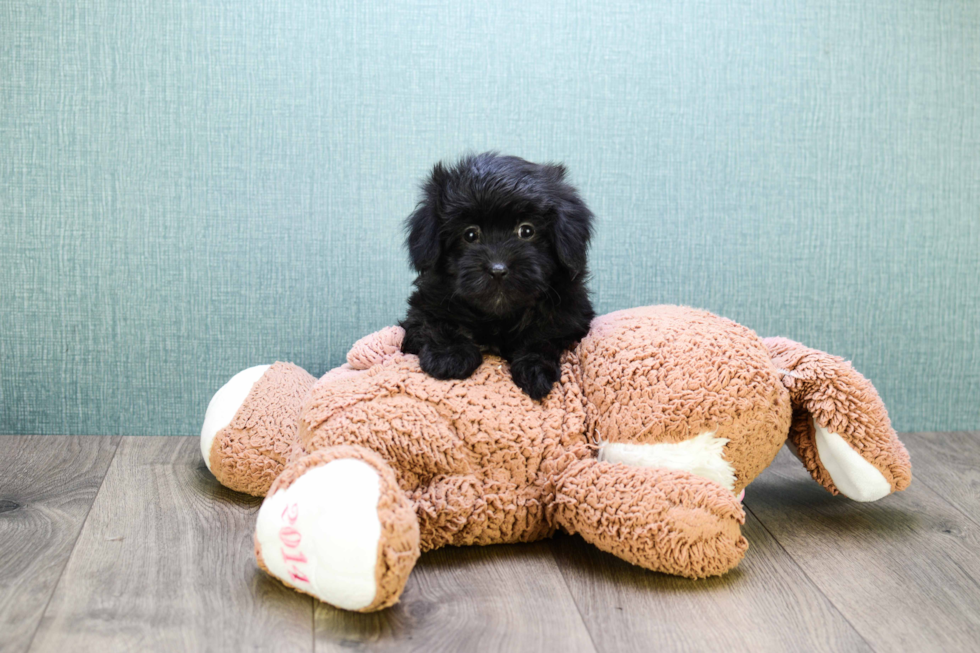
463, 227, 480, 243
517, 223, 535, 239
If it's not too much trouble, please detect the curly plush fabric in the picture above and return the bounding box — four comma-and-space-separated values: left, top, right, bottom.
764, 337, 912, 495
297, 349, 592, 547
577, 306, 792, 492
203, 305, 913, 611
209, 362, 316, 496
555, 459, 749, 577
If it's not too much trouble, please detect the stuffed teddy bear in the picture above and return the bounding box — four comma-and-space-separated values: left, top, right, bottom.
199, 305, 911, 612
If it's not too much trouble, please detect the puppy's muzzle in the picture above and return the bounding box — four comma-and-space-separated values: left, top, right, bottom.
489, 262, 509, 279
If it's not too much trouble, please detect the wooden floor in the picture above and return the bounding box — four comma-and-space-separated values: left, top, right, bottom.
1, 434, 979, 652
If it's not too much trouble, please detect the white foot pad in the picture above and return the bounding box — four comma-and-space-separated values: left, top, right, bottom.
255, 459, 382, 610
814, 418, 891, 502
200, 365, 271, 471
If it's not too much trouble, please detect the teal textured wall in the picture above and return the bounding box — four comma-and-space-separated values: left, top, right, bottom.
1, 0, 978, 435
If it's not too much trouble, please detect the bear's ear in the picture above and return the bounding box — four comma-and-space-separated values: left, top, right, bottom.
549, 171, 594, 280
347, 326, 405, 370
405, 162, 449, 272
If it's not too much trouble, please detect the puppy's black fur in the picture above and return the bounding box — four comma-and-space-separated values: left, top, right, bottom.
399, 152, 595, 400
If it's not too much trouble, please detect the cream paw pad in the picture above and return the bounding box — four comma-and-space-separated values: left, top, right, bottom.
200, 364, 270, 472
253, 447, 421, 612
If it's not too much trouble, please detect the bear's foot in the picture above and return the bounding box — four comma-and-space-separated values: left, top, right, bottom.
254, 446, 420, 612
201, 362, 317, 496
200, 364, 271, 472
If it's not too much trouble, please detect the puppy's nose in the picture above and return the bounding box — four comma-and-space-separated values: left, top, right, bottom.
489, 262, 508, 279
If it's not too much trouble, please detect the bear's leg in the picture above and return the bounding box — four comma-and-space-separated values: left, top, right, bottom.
303, 393, 475, 488
201, 362, 317, 496
410, 475, 486, 550
554, 459, 748, 578
253, 445, 420, 612
764, 337, 912, 501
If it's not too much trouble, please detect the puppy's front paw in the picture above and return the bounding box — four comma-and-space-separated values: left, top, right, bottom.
510, 354, 561, 400
419, 342, 483, 380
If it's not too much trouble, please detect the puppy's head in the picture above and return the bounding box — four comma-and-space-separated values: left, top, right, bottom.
405, 152, 593, 316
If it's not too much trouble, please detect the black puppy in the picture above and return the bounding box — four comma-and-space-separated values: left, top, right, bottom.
399, 152, 595, 400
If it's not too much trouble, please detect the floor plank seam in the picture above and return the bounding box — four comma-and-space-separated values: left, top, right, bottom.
547, 539, 601, 653
742, 502, 878, 653
23, 435, 123, 653
908, 474, 980, 531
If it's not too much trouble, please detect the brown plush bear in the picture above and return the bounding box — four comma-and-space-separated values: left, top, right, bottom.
200, 305, 911, 612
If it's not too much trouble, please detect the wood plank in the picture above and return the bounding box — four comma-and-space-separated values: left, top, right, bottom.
0, 435, 120, 653
315, 541, 598, 653
28, 436, 313, 652
12, 433, 979, 651
551, 515, 871, 653
745, 446, 980, 652
901, 431, 980, 525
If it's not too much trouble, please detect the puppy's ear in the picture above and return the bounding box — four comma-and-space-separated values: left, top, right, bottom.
544, 163, 568, 181
550, 180, 594, 280
406, 163, 449, 272
406, 201, 440, 272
